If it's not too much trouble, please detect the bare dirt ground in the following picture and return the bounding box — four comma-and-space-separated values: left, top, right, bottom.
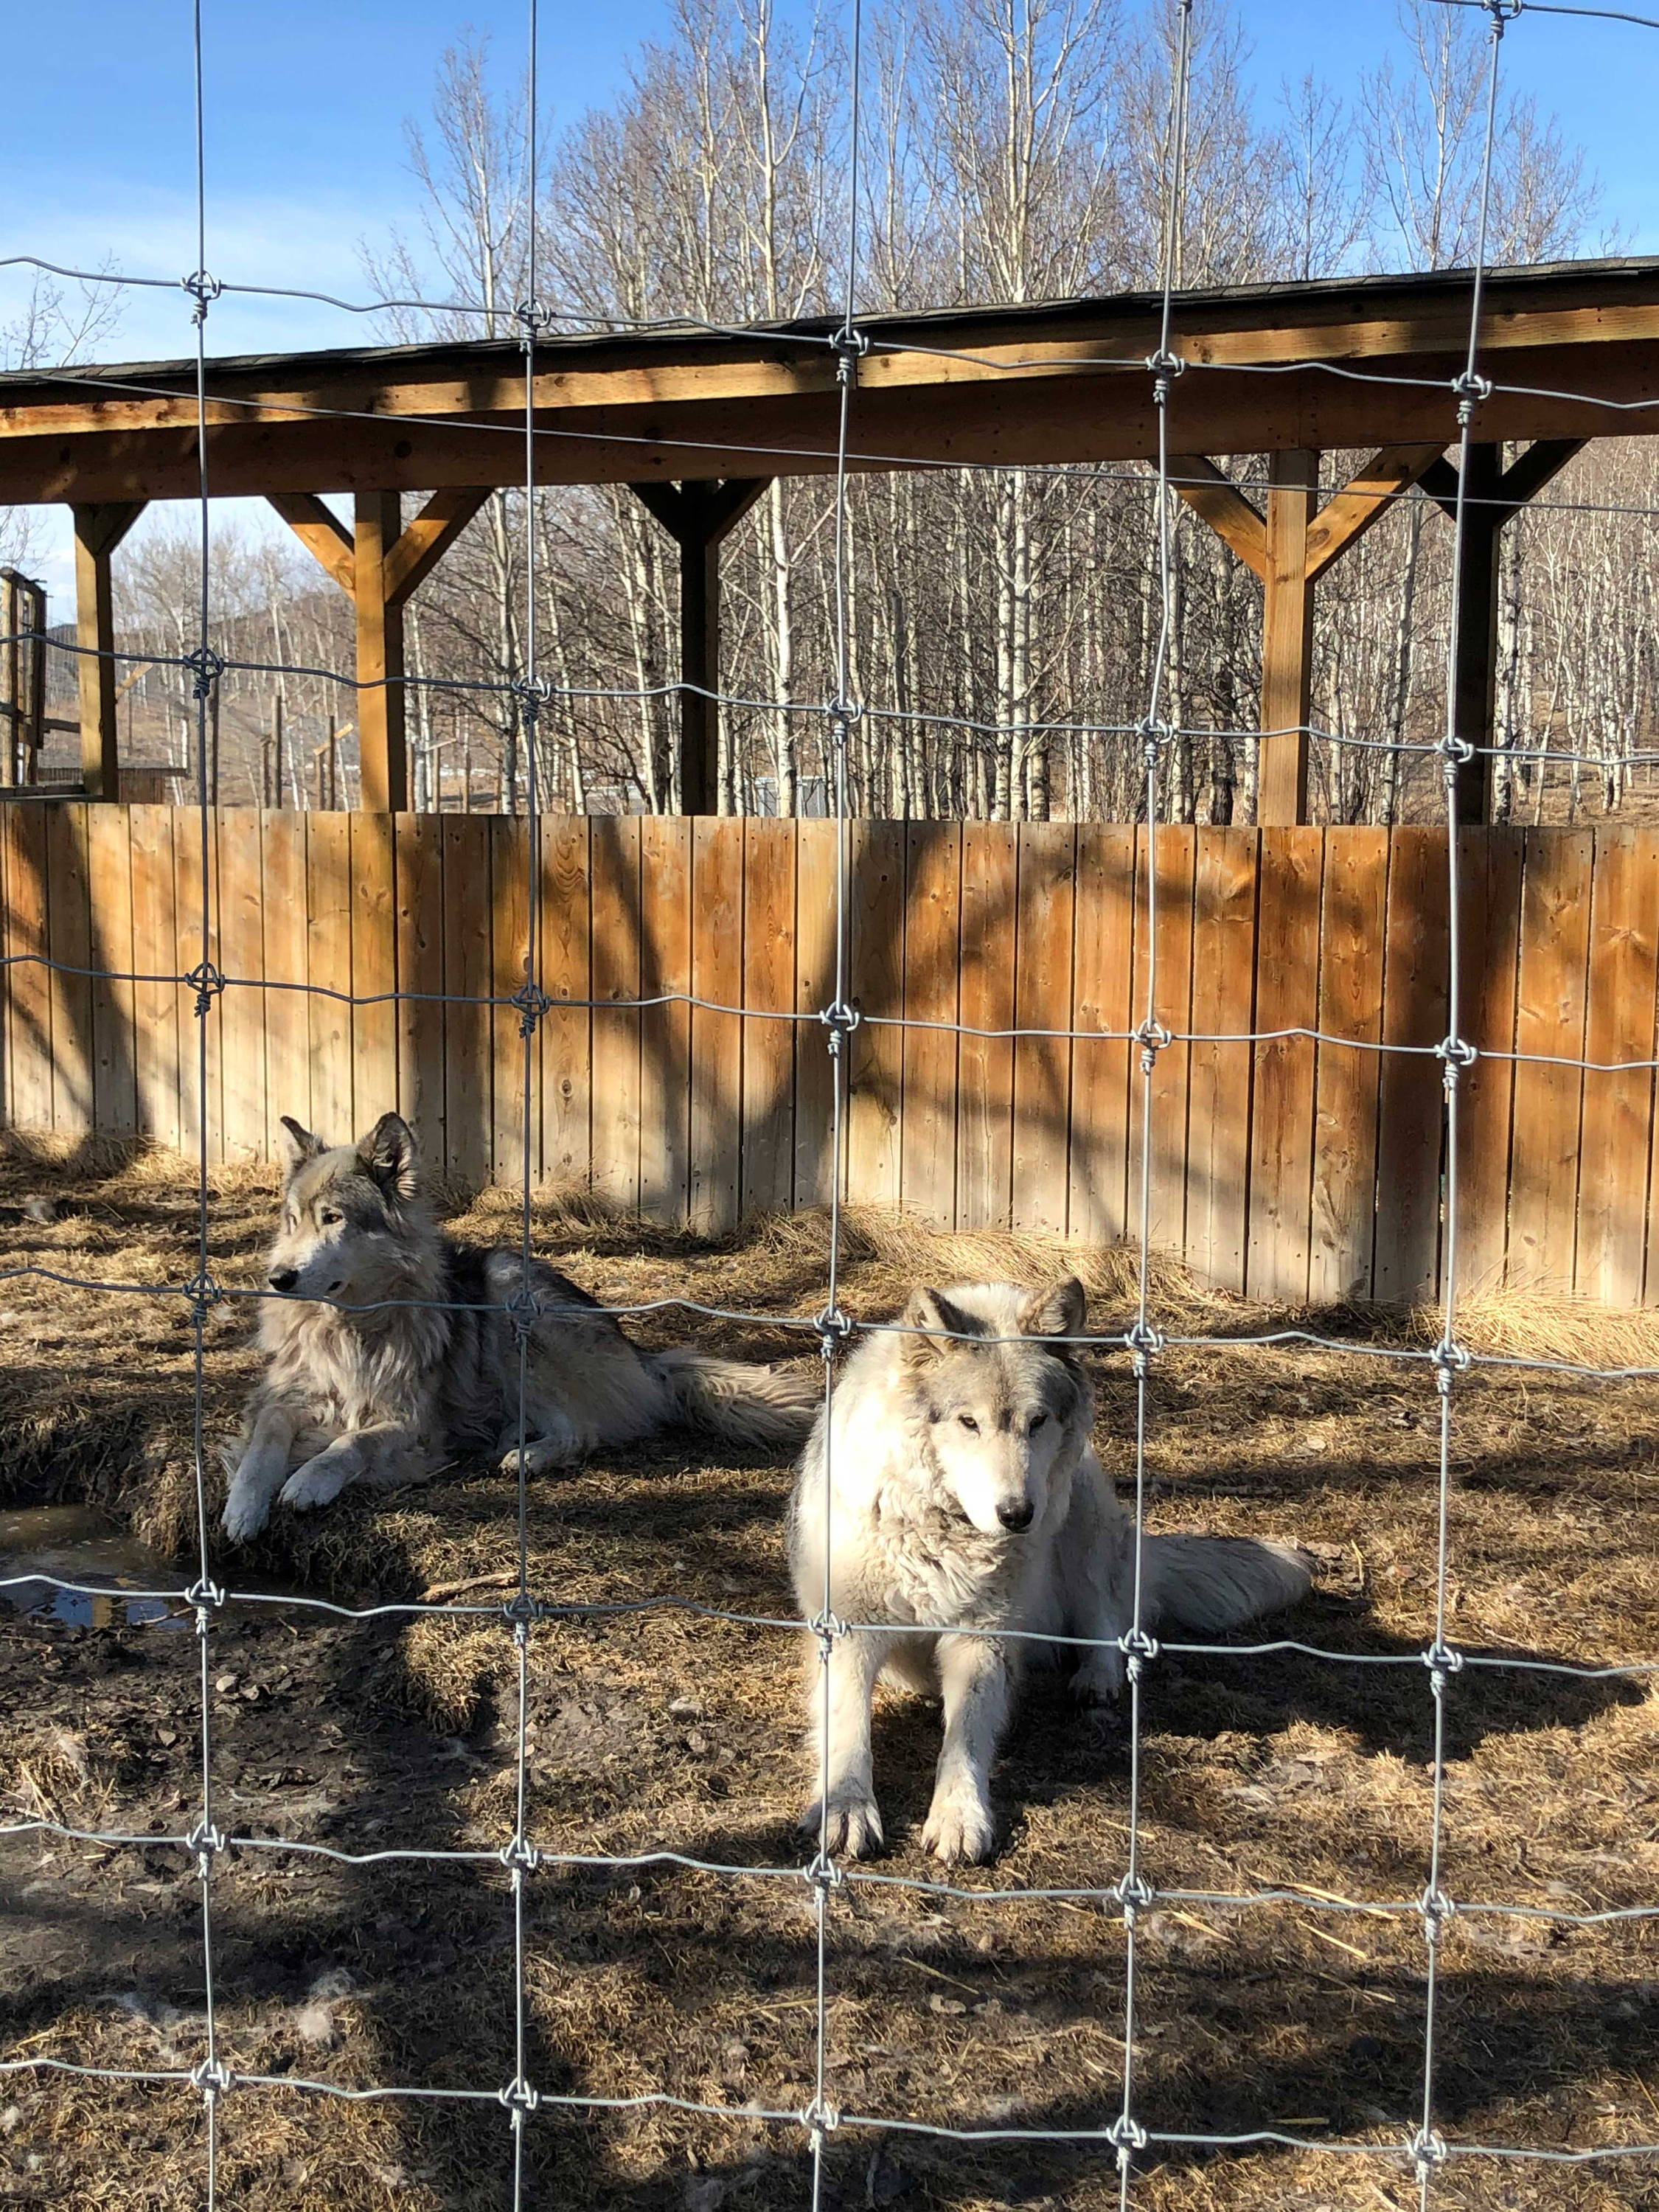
2, 1143, 1658, 2211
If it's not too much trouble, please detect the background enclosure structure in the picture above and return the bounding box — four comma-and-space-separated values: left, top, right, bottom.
3, 257, 1659, 824
6, 1, 1659, 2208
5, 806, 1659, 1309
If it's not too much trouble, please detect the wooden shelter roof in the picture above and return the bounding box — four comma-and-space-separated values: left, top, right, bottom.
1, 255, 1656, 506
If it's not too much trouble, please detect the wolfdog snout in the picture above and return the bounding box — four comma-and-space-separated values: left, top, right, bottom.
996, 1496, 1035, 1531
268, 1266, 299, 1293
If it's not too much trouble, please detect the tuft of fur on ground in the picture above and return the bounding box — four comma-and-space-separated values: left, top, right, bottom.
3, 1144, 1659, 2211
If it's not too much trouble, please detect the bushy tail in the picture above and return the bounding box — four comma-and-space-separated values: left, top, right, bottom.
649, 1346, 821, 1452
1144, 1534, 1312, 1634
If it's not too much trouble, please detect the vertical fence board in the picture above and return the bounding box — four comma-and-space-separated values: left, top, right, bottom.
1012, 823, 1077, 1236
1578, 828, 1659, 1304
302, 812, 353, 1150
1068, 824, 1136, 1249
217, 810, 266, 1161
394, 813, 446, 1163
689, 818, 743, 1232
540, 818, 591, 1192
956, 820, 1017, 1230
350, 813, 398, 1150
1309, 830, 1388, 1305
639, 817, 692, 1223
490, 817, 534, 1192
86, 803, 137, 1138
440, 815, 493, 1189
1373, 829, 1449, 1304
4, 803, 54, 1132
588, 818, 641, 1209
1456, 827, 1523, 1297
900, 822, 961, 1228
1247, 827, 1324, 1304
46, 804, 94, 1136
173, 805, 221, 1162
793, 821, 838, 1212
847, 820, 904, 1208
742, 818, 797, 1219
1509, 828, 1592, 1290
1187, 826, 1259, 1294
1135, 825, 1197, 1262
258, 811, 307, 1151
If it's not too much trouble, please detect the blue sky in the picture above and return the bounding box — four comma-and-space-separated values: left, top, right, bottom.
5, 0, 1653, 599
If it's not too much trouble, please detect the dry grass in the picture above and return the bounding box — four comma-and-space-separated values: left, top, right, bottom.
3, 1144, 1659, 2210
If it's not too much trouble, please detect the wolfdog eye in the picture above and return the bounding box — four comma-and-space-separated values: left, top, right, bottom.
1029, 1411, 1049, 1433
957, 1413, 979, 1433
319, 1208, 343, 1226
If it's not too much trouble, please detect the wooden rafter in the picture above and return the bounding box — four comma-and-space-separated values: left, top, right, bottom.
268, 493, 354, 594
1304, 444, 1447, 578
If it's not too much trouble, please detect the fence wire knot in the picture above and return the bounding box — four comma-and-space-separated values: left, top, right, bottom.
808, 1606, 847, 1653
185, 1577, 225, 1610
186, 1820, 226, 1879
1451, 369, 1493, 424
804, 1848, 844, 1893
818, 1001, 861, 1059
1420, 1887, 1455, 1943
1436, 1036, 1478, 1093
186, 961, 226, 1018
182, 1270, 225, 1312
1119, 1627, 1161, 1680
1425, 1640, 1464, 1694
503, 1286, 541, 1339
1408, 2126, 1449, 2177
514, 297, 556, 339
184, 644, 225, 700
512, 981, 555, 1037
1114, 1870, 1156, 1919
512, 674, 554, 723
801, 2094, 841, 2141
831, 324, 869, 383
813, 1309, 854, 1368
499, 2076, 540, 2117
181, 270, 222, 321
827, 697, 863, 747
190, 2057, 233, 2098
500, 1834, 540, 1876
1145, 349, 1185, 380
1108, 2113, 1149, 2169
1133, 1018, 1172, 1074
1432, 1338, 1470, 1394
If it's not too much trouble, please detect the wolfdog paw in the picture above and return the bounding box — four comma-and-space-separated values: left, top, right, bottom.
921, 1792, 995, 1866
498, 1436, 579, 1478
280, 1456, 352, 1512
220, 1484, 271, 1543
1071, 1652, 1126, 1708
801, 1791, 885, 1860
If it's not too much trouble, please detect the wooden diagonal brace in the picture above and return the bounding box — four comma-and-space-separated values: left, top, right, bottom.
268, 493, 355, 594
1169, 456, 1265, 577
383, 487, 492, 606
1304, 445, 1447, 579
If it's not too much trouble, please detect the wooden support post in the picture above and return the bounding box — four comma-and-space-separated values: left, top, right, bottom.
1419, 438, 1586, 824
1259, 451, 1318, 827
632, 479, 772, 813
270, 487, 490, 810
71, 501, 146, 799
1173, 444, 1446, 827
353, 491, 406, 812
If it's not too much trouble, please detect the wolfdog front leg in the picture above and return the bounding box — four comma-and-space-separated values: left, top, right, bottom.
801, 1627, 893, 1859
221, 1402, 299, 1542
921, 1632, 1011, 1865
279, 1423, 427, 1513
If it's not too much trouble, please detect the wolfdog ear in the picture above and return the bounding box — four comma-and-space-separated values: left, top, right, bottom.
278, 1116, 324, 1175
900, 1285, 975, 1364
358, 1112, 418, 1200
1018, 1276, 1087, 1344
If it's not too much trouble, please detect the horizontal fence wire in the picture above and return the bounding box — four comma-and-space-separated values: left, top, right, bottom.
4, 0, 1659, 2198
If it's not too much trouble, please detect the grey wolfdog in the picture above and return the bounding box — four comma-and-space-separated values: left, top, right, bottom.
220, 1111, 819, 1542
788, 1279, 1310, 1865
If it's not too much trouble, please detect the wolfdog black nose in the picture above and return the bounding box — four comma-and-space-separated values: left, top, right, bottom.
997, 1499, 1034, 1532
268, 1268, 299, 1293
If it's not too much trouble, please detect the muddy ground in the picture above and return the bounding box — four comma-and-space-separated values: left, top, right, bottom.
1, 1144, 1658, 2211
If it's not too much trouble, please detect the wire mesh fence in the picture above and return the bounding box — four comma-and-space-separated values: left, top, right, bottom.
3, 0, 1659, 2205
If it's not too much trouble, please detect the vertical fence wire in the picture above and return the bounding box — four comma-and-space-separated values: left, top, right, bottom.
1113, 5, 1194, 2199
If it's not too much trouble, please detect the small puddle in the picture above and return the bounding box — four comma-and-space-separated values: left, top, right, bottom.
0, 1504, 187, 1629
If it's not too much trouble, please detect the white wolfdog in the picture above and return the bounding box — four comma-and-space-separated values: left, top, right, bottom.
220, 1111, 819, 1541
789, 1279, 1310, 1865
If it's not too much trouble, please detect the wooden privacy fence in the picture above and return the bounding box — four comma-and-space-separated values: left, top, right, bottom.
3, 805, 1656, 1307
